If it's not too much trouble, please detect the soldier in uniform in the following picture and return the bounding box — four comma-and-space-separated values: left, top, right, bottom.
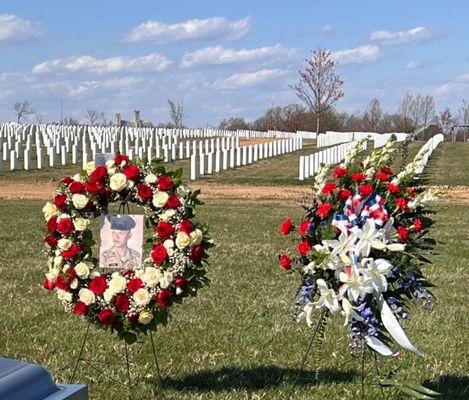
101, 215, 142, 270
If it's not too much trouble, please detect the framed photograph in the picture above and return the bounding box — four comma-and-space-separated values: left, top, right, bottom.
95, 153, 114, 166
99, 214, 144, 270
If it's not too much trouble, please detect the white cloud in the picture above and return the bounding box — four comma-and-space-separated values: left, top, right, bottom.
333, 45, 380, 65
0, 14, 43, 45
370, 26, 436, 46
32, 53, 173, 75
123, 16, 250, 45
406, 60, 424, 70
456, 74, 469, 82
316, 25, 333, 35
180, 44, 294, 68
213, 68, 287, 90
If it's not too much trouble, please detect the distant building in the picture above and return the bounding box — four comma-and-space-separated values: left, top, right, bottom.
115, 111, 153, 127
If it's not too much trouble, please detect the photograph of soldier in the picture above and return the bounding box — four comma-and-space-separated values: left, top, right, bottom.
99, 214, 144, 270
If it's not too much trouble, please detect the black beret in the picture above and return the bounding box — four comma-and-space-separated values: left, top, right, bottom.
106, 214, 136, 231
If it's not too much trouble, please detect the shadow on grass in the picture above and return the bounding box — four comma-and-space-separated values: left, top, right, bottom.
161, 365, 356, 392
423, 375, 469, 400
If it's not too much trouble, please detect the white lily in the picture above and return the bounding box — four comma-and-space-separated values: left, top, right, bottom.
372, 217, 406, 252
339, 265, 373, 302
341, 297, 363, 326
297, 302, 314, 327
355, 219, 381, 257
323, 230, 358, 265
315, 279, 341, 314
361, 258, 393, 293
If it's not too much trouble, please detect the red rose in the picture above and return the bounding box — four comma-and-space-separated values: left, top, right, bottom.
317, 203, 332, 218
166, 195, 181, 209
397, 226, 409, 242
179, 219, 193, 234
321, 182, 337, 195
128, 313, 139, 325
395, 198, 408, 212
333, 167, 348, 179
127, 278, 143, 294
138, 184, 153, 203
414, 218, 423, 233
380, 166, 394, 176
114, 154, 129, 167
55, 275, 69, 290
375, 173, 388, 182
337, 189, 352, 201
158, 176, 174, 191
358, 185, 373, 197
191, 245, 205, 262
156, 221, 175, 240
85, 181, 101, 195
157, 289, 174, 308
123, 165, 139, 181
386, 184, 400, 194
54, 194, 67, 210
90, 166, 107, 183
280, 254, 292, 270
298, 220, 311, 236
175, 277, 188, 292
43, 279, 55, 290
62, 244, 80, 259
114, 294, 130, 313
89, 275, 107, 295
57, 218, 74, 236
151, 244, 168, 265
69, 181, 84, 194
98, 309, 115, 325
44, 235, 58, 247
280, 219, 293, 235
352, 173, 366, 182
73, 301, 88, 316
47, 216, 57, 233
61, 176, 73, 186
298, 240, 310, 256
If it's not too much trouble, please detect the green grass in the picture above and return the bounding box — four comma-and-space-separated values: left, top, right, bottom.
0, 198, 467, 399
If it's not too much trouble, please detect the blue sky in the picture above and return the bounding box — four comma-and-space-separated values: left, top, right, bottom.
0, 0, 468, 126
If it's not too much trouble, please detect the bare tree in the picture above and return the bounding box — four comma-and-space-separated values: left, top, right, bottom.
14, 100, 35, 123
364, 98, 382, 132
84, 108, 101, 125
290, 48, 344, 134
439, 108, 455, 140
397, 93, 414, 132
459, 99, 469, 125
420, 95, 435, 127
167, 99, 185, 128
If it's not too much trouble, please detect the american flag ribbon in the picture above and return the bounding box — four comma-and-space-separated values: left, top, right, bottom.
341, 192, 389, 228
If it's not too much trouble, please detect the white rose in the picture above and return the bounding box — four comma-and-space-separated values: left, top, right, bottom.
70, 278, 78, 289
84, 161, 95, 175
75, 262, 90, 279
78, 288, 95, 305
126, 180, 135, 189
57, 289, 72, 303
62, 264, 70, 273
142, 267, 161, 288
163, 239, 174, 250
138, 310, 153, 325
72, 194, 88, 209
190, 229, 203, 246
107, 167, 116, 176
103, 289, 115, 303
133, 288, 150, 306
72, 173, 82, 182
45, 270, 58, 282
144, 174, 157, 184
109, 274, 127, 293
53, 256, 63, 268
176, 185, 190, 197
90, 271, 101, 279
110, 173, 127, 192
57, 238, 72, 250
159, 271, 173, 289
73, 217, 89, 231
153, 191, 169, 208
161, 209, 176, 221
42, 202, 59, 221
175, 232, 190, 250
105, 159, 115, 168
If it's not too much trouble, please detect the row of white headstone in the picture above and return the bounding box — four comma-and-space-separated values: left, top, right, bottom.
299, 140, 368, 180
317, 131, 409, 148
414, 134, 444, 174
190, 137, 303, 180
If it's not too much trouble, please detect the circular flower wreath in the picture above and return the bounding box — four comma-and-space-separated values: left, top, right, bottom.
42, 154, 213, 343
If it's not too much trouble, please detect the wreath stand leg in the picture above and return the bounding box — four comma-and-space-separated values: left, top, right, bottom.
70, 321, 91, 382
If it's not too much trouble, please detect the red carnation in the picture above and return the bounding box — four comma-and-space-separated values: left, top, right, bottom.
62, 244, 80, 259
407, 187, 416, 197
114, 154, 129, 167
397, 226, 409, 242
414, 218, 423, 233
322, 182, 337, 195
151, 244, 167, 265
123, 165, 140, 181
175, 277, 188, 292
114, 294, 130, 313
138, 184, 153, 203
180, 219, 193, 234
47, 216, 57, 233
69, 181, 84, 194
352, 173, 366, 182
57, 218, 74, 236
89, 275, 107, 295
158, 176, 174, 191
338, 189, 352, 201
280, 219, 293, 235
317, 203, 332, 218
191, 245, 205, 262
386, 184, 400, 194
375, 173, 388, 182
127, 278, 143, 294
43, 279, 55, 290
298, 240, 310, 256
333, 167, 348, 179
44, 235, 58, 247
380, 166, 394, 176
61, 176, 73, 186
156, 289, 173, 308
85, 181, 101, 195
280, 254, 292, 270
358, 185, 373, 197
90, 166, 107, 183
98, 309, 115, 325
54, 194, 67, 210
395, 198, 408, 212
156, 221, 175, 240
73, 301, 88, 316
167, 195, 181, 209
298, 220, 311, 236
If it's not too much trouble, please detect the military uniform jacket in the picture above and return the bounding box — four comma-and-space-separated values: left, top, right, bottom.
101, 246, 141, 270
